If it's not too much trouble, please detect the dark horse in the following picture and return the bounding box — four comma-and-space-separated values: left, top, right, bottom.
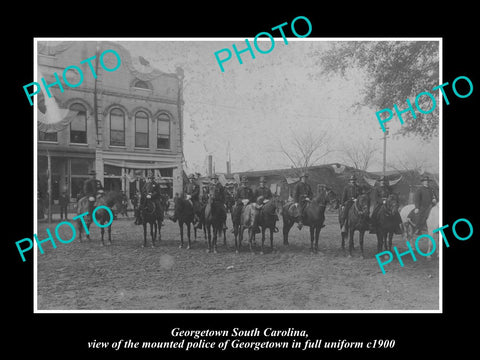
339, 193, 370, 258
140, 183, 164, 248
76, 191, 122, 245
173, 197, 195, 249
282, 189, 336, 253
257, 197, 282, 254
204, 196, 227, 253
374, 194, 400, 253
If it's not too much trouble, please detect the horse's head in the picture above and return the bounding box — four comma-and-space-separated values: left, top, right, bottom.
384, 194, 399, 215
355, 193, 370, 216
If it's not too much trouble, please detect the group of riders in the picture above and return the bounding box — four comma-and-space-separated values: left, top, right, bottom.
80, 167, 438, 237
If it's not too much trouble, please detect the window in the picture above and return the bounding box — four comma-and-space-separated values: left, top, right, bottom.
157, 114, 170, 149
70, 103, 87, 144
135, 111, 149, 148
110, 108, 125, 146
38, 131, 57, 142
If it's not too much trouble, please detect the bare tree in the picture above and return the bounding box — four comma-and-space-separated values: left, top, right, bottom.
278, 129, 333, 174
340, 140, 378, 171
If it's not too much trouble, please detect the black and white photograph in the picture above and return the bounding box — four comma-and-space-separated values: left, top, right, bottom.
33, 38, 441, 312
7, 8, 478, 357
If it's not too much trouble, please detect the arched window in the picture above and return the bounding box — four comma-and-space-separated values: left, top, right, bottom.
157, 114, 170, 149
70, 103, 87, 144
110, 108, 125, 146
135, 111, 149, 148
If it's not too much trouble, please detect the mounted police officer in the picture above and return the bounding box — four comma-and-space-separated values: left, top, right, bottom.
254, 176, 273, 204
136, 171, 162, 225
408, 175, 438, 234
235, 176, 255, 204
293, 172, 313, 230
340, 174, 361, 232
209, 173, 228, 230
83, 170, 104, 201
184, 173, 201, 225
370, 176, 392, 232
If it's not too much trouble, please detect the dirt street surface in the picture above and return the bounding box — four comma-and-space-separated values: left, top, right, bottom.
36, 212, 439, 311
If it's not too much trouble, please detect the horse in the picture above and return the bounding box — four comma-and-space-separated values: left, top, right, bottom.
339, 193, 370, 257
231, 200, 258, 253
173, 197, 195, 249
400, 202, 440, 258
75, 191, 122, 244
374, 194, 400, 254
282, 189, 336, 253
141, 192, 163, 248
257, 197, 282, 254
204, 196, 227, 253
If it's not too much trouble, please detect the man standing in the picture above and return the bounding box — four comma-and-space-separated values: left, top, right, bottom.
340, 175, 361, 232
408, 175, 438, 234
293, 172, 313, 230
59, 191, 69, 220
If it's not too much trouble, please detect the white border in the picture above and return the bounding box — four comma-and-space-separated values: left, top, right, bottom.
33, 37, 443, 314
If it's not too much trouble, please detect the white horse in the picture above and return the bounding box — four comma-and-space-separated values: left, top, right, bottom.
399, 203, 439, 258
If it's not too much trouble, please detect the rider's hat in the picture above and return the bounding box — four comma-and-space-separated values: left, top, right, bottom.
349, 174, 357, 181
241, 175, 248, 182
88, 170, 96, 175
148, 171, 155, 179
259, 176, 266, 182
211, 173, 219, 180
300, 171, 309, 178
420, 175, 430, 182
188, 173, 195, 179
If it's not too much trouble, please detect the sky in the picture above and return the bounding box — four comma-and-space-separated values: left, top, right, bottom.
119, 39, 439, 175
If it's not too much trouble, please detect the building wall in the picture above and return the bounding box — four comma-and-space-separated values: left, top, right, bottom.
37, 41, 184, 203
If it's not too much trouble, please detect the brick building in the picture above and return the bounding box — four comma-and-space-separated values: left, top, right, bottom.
36, 41, 184, 209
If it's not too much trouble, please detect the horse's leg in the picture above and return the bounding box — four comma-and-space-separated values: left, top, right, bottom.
213, 226, 218, 254
179, 222, 184, 249
100, 227, 105, 246
143, 223, 147, 248
376, 231, 383, 253
108, 224, 112, 245
206, 224, 212, 253
270, 226, 274, 251
260, 227, 266, 255
223, 228, 227, 247
86, 221, 91, 241
282, 219, 292, 246
388, 231, 393, 252
186, 222, 191, 250
157, 218, 162, 242
309, 226, 315, 253
348, 228, 354, 257
152, 222, 157, 247
359, 230, 365, 259
248, 227, 254, 253
315, 226, 320, 253
150, 222, 155, 247
77, 221, 83, 243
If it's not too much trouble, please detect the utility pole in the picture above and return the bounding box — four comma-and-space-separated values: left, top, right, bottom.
382, 125, 389, 177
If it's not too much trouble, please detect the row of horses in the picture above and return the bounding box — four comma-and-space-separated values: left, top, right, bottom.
73, 189, 439, 258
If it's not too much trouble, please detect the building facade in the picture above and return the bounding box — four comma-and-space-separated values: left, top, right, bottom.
37, 41, 184, 206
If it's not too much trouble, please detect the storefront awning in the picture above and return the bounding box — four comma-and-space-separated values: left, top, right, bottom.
103, 159, 178, 170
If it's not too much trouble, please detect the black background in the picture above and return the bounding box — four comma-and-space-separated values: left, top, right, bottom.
6, 5, 477, 358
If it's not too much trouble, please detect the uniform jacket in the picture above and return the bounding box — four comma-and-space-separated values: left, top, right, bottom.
210, 182, 226, 204
375, 185, 393, 204
293, 181, 313, 203
414, 186, 437, 209
235, 185, 255, 202
142, 180, 161, 200
341, 183, 361, 204
254, 185, 273, 200
185, 181, 200, 201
